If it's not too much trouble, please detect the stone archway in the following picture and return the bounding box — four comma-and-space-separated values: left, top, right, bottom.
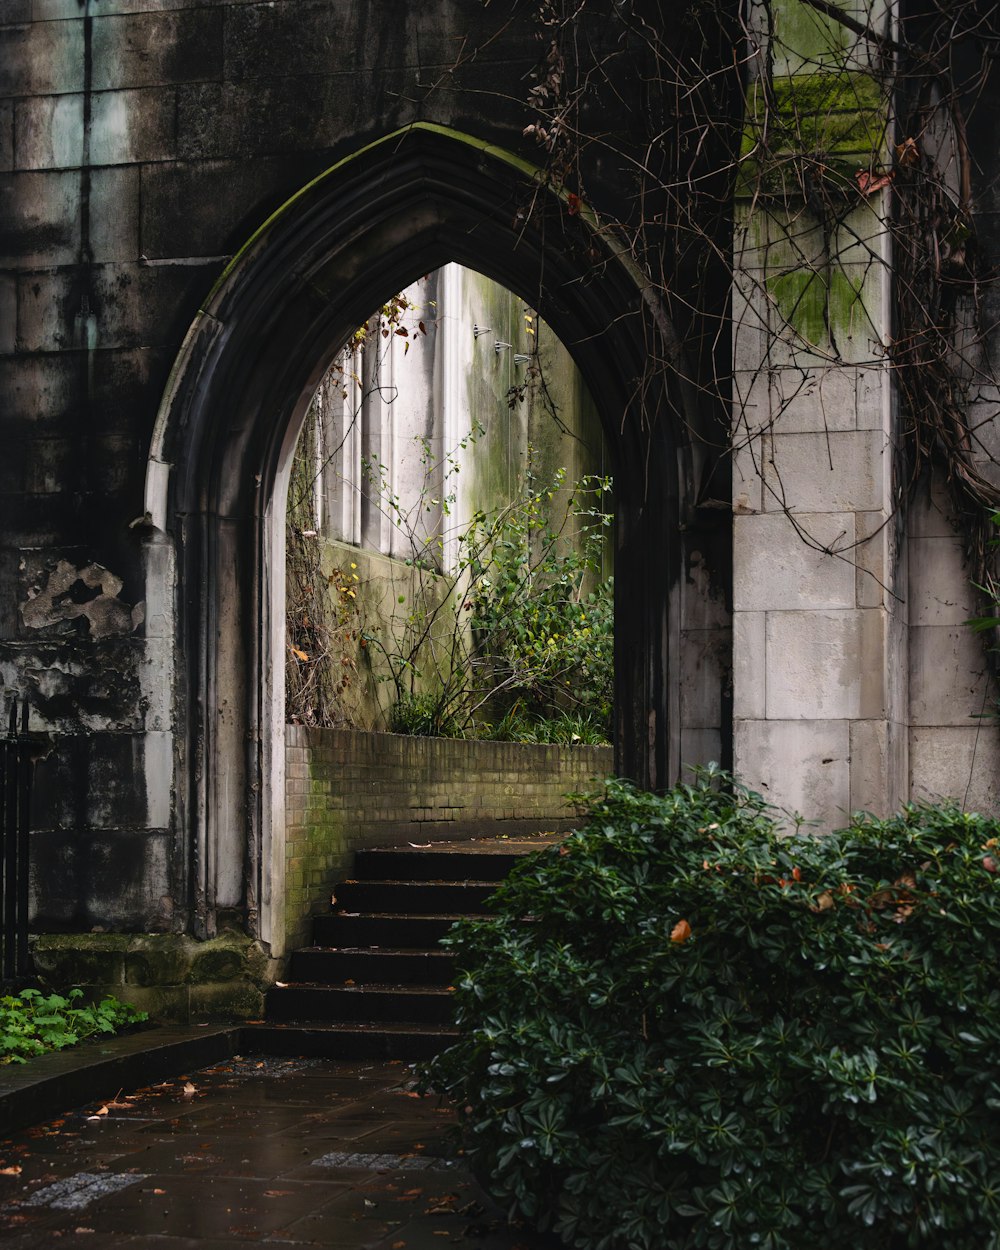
145, 124, 698, 949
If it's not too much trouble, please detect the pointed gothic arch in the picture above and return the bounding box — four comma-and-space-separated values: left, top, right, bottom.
145, 123, 698, 948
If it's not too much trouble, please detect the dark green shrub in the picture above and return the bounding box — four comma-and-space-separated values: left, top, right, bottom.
426, 771, 1000, 1250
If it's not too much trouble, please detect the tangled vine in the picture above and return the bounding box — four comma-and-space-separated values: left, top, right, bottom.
474, 0, 1000, 656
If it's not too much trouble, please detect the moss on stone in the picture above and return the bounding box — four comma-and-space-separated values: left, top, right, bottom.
189, 981, 265, 1023
766, 266, 865, 345
30, 932, 274, 1023
31, 934, 129, 987
740, 70, 886, 194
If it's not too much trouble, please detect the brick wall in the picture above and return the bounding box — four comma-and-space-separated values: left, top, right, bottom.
284, 726, 612, 950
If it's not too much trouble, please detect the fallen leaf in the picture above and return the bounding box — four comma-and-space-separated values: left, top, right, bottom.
264, 1189, 293, 1197
86, 1106, 109, 1120
811, 891, 835, 912
895, 137, 919, 166
0, 1166, 22, 1175
392, 1242, 407, 1249
670, 919, 692, 943
855, 168, 894, 195
152, 1188, 166, 1195
182, 1082, 197, 1098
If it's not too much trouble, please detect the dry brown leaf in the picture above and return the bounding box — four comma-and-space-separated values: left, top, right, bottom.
670, 919, 692, 943
812, 891, 835, 913
0, 1166, 22, 1175
182, 1082, 197, 1098
895, 137, 920, 167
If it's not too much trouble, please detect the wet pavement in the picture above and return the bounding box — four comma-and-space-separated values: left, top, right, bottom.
0, 1056, 559, 1248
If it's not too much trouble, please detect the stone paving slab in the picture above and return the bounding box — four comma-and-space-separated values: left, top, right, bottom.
0, 1055, 561, 1248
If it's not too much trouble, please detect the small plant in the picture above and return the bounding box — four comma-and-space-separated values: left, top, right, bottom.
426, 771, 1000, 1250
0, 988, 148, 1064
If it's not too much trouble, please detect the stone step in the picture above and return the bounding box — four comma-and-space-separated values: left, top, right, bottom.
312, 912, 467, 948
353, 837, 558, 883
332, 880, 497, 914
289, 947, 456, 986
242, 1020, 457, 1061
267, 831, 560, 1057
267, 983, 454, 1024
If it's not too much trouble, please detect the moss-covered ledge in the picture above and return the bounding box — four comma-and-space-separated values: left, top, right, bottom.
29, 933, 279, 1024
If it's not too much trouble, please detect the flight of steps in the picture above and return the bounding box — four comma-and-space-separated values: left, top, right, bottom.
246, 834, 560, 1059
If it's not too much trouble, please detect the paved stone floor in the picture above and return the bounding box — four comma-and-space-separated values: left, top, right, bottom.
0, 1056, 560, 1248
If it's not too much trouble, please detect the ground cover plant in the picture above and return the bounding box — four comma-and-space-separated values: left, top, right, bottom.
0, 988, 148, 1064
427, 770, 1000, 1250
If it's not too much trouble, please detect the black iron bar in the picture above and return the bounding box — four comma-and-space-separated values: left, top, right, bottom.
1, 699, 34, 983
16, 701, 30, 978
3, 701, 18, 981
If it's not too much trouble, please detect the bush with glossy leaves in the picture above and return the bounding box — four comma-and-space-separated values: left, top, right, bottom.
425, 770, 1000, 1250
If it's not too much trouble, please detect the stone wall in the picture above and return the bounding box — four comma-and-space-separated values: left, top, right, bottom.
283, 726, 612, 951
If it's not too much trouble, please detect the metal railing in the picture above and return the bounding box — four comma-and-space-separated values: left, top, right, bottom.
1, 699, 34, 982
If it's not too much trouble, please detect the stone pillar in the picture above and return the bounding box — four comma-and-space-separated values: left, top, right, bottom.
731, 0, 906, 827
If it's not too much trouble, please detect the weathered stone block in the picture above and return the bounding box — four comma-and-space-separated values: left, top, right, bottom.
31, 932, 129, 986
908, 535, 976, 627
735, 717, 851, 828
90, 87, 176, 165
910, 725, 1000, 811
732, 610, 765, 720
734, 511, 856, 612
0, 169, 80, 268
0, 272, 14, 353
30, 828, 172, 932
107, 983, 190, 1022
13, 92, 83, 170
763, 429, 887, 514
849, 718, 907, 815
91, 9, 223, 91
0, 98, 12, 172
0, 18, 84, 97
0, 0, 32, 24
768, 364, 859, 434
189, 981, 265, 1022
125, 934, 193, 987
909, 625, 989, 727
16, 261, 217, 353
765, 608, 886, 720
90, 166, 140, 262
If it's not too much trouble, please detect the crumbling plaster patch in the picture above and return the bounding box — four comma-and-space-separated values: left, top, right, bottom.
20, 556, 144, 639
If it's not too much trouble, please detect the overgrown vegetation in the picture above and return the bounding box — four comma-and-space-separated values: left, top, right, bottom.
365, 464, 613, 742
288, 444, 614, 743
0, 988, 148, 1065
427, 770, 1000, 1250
